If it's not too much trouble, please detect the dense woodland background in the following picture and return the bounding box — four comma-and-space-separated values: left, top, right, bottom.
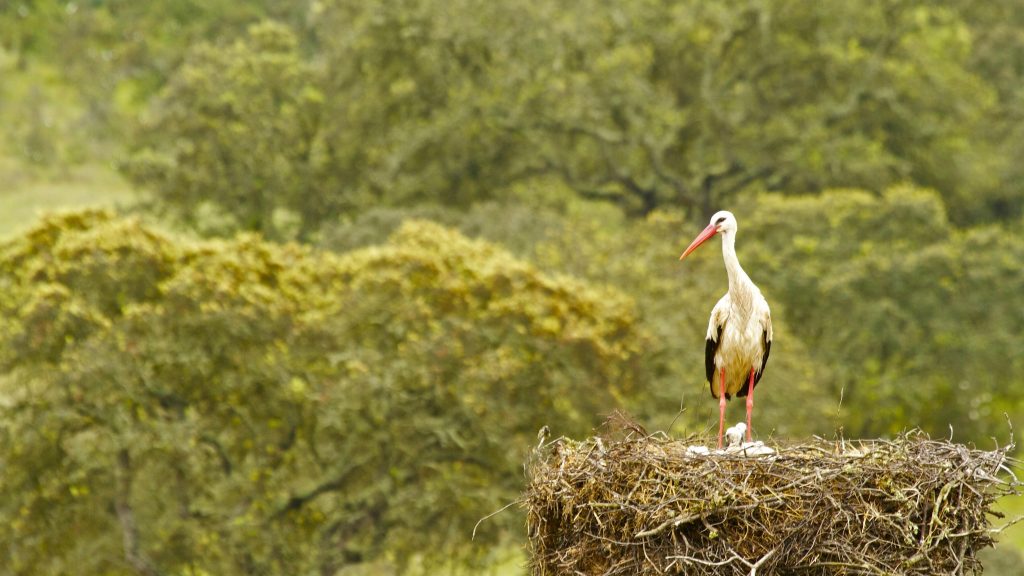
1, 1, 1023, 574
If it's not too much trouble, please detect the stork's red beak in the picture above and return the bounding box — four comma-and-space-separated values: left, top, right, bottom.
679, 224, 718, 260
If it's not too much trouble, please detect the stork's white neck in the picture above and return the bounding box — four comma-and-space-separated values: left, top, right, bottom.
721, 230, 755, 298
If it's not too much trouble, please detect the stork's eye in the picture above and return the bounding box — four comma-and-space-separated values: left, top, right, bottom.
715, 217, 726, 225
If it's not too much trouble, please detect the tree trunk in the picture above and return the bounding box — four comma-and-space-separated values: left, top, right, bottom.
114, 450, 162, 576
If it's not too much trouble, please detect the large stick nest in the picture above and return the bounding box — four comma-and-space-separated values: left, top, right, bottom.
525, 421, 1020, 575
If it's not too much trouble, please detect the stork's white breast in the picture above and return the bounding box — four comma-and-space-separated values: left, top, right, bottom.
709, 291, 769, 396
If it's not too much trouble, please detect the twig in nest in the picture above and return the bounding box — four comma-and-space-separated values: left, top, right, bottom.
473, 499, 522, 541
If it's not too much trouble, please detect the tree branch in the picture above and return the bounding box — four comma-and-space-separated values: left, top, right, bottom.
114, 450, 162, 576
199, 435, 233, 476
273, 453, 373, 519
639, 136, 696, 208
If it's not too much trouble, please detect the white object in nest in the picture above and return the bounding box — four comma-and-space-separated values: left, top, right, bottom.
723, 422, 775, 456
727, 441, 775, 457
725, 422, 747, 447
684, 442, 773, 456
684, 422, 775, 457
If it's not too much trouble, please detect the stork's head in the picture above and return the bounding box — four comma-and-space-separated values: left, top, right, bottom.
679, 211, 736, 260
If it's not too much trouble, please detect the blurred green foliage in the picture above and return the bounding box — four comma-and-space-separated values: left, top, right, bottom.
743, 188, 1024, 440
117, 0, 1020, 224
0, 211, 644, 574
2, 0, 1023, 573
122, 22, 326, 238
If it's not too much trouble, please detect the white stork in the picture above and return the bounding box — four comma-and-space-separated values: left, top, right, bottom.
679, 211, 773, 449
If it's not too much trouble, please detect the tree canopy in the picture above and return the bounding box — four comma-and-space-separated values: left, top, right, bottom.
0, 211, 645, 574
113, 0, 1022, 229
742, 187, 1024, 439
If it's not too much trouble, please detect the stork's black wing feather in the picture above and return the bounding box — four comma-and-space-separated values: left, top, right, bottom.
755, 331, 771, 385
705, 325, 722, 397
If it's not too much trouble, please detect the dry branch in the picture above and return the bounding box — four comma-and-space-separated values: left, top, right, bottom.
525, 424, 1020, 576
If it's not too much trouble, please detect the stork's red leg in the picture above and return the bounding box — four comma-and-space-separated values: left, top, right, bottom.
718, 367, 726, 449
745, 368, 755, 442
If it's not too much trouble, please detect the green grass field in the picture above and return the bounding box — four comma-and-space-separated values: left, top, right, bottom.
0, 158, 136, 239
